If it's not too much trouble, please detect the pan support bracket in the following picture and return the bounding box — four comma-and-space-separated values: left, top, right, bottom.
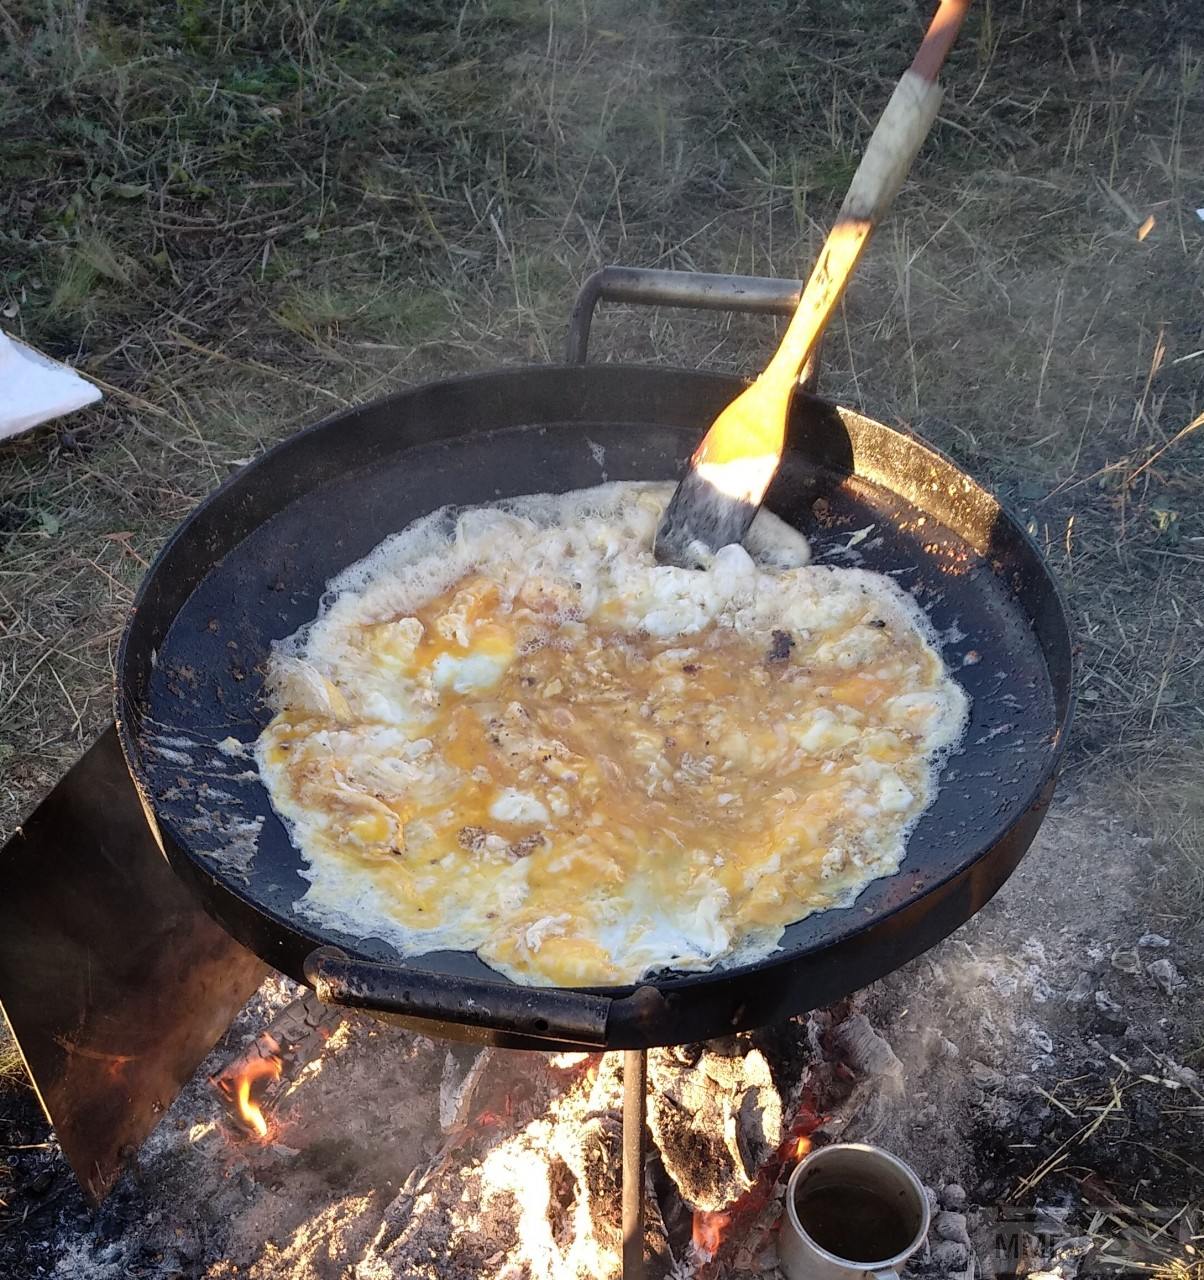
566, 264, 822, 393
622, 1048, 649, 1280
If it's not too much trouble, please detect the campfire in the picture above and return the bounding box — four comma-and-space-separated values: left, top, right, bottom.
191, 989, 893, 1280
6, 810, 1201, 1280
210, 992, 341, 1141
0, 11, 1074, 1260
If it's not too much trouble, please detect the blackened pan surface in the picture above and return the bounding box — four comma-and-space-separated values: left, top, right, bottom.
117, 365, 1071, 1045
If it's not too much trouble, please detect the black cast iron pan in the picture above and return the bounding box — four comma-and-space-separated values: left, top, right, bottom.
116, 360, 1073, 1051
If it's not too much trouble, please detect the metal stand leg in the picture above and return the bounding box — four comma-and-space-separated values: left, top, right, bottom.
622, 1048, 647, 1280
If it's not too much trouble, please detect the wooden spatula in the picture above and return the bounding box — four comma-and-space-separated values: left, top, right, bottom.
654, 0, 972, 567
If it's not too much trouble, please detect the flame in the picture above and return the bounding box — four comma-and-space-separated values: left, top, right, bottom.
692, 1209, 732, 1259
794, 1135, 813, 1160
548, 1052, 590, 1070
233, 1055, 282, 1139
1137, 214, 1155, 241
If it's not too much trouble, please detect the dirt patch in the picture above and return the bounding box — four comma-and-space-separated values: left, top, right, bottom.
868, 797, 1204, 1253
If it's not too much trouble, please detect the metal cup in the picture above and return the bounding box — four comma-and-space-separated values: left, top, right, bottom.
779, 1143, 931, 1280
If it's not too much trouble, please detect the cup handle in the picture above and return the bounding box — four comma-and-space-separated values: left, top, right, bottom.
872, 1272, 901, 1280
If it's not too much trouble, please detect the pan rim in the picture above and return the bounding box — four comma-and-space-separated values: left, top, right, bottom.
116, 361, 1075, 999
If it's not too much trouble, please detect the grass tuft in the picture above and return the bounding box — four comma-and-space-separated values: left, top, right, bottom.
0, 1027, 28, 1093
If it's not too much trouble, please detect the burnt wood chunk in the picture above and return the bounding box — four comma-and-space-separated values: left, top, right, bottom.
766, 629, 795, 663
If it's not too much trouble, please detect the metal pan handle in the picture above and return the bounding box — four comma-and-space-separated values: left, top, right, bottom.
304, 946, 665, 1047
565, 265, 820, 391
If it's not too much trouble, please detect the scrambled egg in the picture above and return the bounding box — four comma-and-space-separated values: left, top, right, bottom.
256, 482, 967, 987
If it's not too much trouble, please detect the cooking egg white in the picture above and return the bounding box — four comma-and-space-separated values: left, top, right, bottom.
255, 481, 969, 987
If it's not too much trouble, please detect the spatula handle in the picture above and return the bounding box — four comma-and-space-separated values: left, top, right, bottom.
835, 71, 945, 228
763, 0, 971, 385
841, 0, 972, 221
911, 0, 974, 82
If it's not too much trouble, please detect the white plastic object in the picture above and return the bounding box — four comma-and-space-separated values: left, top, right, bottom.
0, 330, 102, 440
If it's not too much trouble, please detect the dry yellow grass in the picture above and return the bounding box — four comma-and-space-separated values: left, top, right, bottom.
0, 1031, 27, 1091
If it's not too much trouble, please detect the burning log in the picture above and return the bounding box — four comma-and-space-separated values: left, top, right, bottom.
209, 990, 342, 1138
647, 1038, 791, 1212
365, 1049, 621, 1278
681, 1006, 912, 1274
691, 1100, 822, 1275
439, 1047, 495, 1133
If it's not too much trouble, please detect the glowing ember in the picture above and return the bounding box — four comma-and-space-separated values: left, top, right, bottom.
233, 1055, 282, 1139
684, 1101, 825, 1268
548, 1052, 591, 1071
692, 1209, 732, 1258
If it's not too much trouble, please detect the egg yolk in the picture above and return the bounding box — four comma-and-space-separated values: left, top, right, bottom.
258, 571, 953, 987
